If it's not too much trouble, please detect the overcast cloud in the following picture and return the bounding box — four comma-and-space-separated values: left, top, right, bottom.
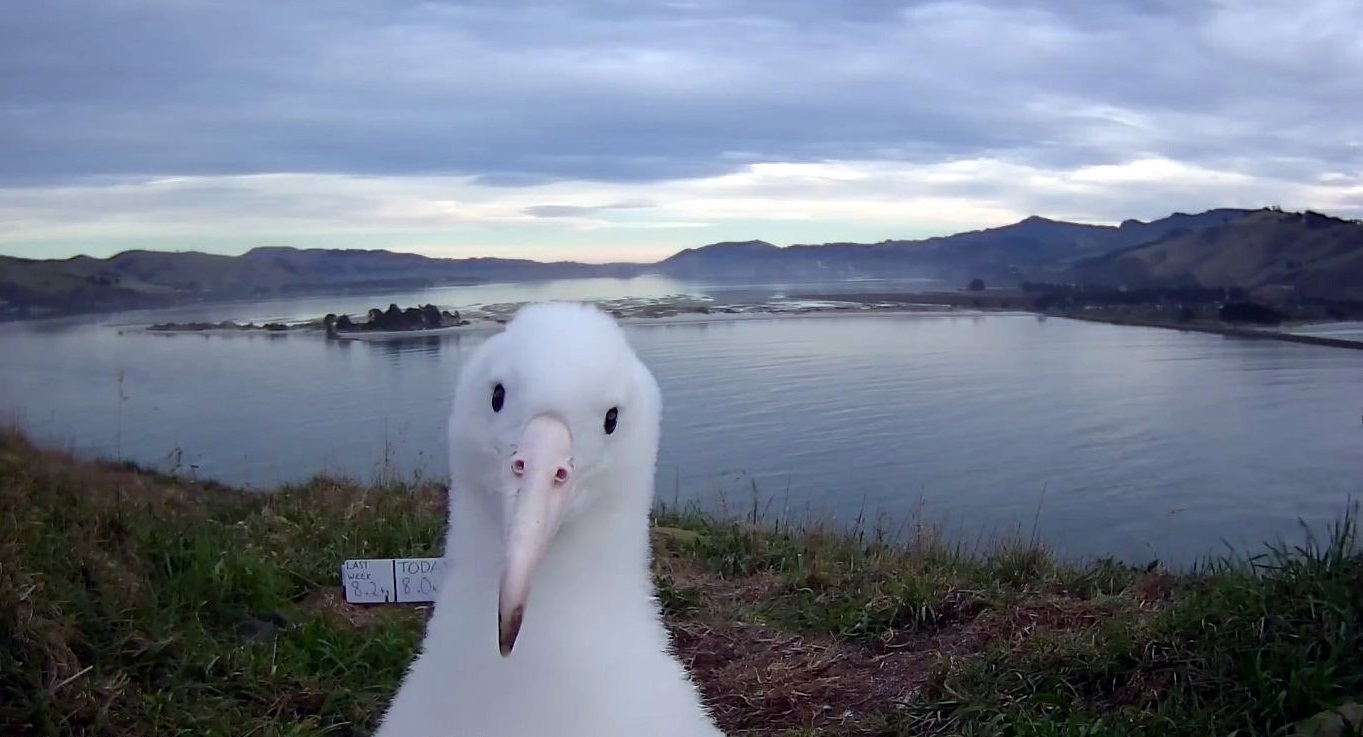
1, 0, 1360, 261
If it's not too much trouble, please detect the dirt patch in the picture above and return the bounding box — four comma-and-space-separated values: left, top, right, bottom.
668, 591, 1166, 733
656, 558, 787, 611
295, 588, 433, 630
669, 618, 973, 734
961, 597, 1136, 649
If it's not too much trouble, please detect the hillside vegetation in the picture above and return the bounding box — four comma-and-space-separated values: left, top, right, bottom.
1067, 209, 1363, 301
7, 206, 1363, 318
3, 429, 1362, 736
0, 247, 632, 317
651, 209, 1252, 283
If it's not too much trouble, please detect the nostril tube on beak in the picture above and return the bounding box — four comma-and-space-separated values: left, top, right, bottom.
509, 456, 568, 484
498, 413, 576, 657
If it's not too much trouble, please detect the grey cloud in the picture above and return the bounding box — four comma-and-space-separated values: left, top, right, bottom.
524, 205, 602, 218
0, 0, 1360, 189
524, 200, 655, 218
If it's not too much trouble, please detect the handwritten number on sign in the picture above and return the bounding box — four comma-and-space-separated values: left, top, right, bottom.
343, 558, 440, 603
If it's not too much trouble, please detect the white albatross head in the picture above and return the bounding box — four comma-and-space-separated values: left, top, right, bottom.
447, 301, 662, 658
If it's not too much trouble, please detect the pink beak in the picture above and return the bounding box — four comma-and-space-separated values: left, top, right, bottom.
498, 414, 575, 657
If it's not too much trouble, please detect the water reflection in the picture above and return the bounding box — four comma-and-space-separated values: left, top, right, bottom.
71, 275, 947, 329
368, 334, 446, 361
1, 287, 1360, 567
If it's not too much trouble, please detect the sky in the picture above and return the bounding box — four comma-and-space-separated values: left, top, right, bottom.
1, 0, 1361, 264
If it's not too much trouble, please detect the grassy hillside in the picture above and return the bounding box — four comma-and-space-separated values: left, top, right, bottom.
8, 206, 1360, 318
1067, 209, 1363, 301
0, 254, 181, 315
877, 208, 1253, 280
3, 429, 1361, 736
654, 210, 1254, 283
0, 247, 635, 318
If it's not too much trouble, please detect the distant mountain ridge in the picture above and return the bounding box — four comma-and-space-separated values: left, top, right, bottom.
1064, 208, 1363, 301
653, 208, 1255, 282
3, 206, 1360, 317
0, 246, 640, 316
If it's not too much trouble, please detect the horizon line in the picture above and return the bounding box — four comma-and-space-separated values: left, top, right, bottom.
6, 203, 1351, 265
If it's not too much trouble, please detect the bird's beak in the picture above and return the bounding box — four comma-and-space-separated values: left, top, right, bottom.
498, 414, 575, 658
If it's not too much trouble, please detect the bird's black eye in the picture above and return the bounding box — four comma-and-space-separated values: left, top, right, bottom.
491, 383, 505, 412
603, 407, 618, 435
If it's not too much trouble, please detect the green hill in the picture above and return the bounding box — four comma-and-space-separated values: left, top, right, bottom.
0, 247, 635, 317
4, 206, 1361, 318
1066, 209, 1363, 301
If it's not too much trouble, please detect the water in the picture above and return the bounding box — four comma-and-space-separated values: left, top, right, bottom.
1286, 321, 1363, 341
3, 276, 1361, 567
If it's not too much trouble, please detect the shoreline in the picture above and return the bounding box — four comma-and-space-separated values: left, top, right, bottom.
126, 293, 1363, 351
136, 301, 981, 339
1056, 311, 1363, 350
793, 290, 1363, 351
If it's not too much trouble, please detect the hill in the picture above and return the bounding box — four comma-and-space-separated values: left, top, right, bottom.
654, 209, 1254, 283
6, 206, 1362, 318
1065, 209, 1363, 301
0, 247, 639, 317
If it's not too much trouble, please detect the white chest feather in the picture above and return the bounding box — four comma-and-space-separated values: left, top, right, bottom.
375, 492, 724, 737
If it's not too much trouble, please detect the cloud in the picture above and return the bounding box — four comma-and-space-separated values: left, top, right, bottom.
523, 200, 655, 218
2, 155, 1356, 253
0, 0, 1361, 259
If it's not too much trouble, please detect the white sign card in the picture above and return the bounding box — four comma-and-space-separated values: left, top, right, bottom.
340, 557, 445, 604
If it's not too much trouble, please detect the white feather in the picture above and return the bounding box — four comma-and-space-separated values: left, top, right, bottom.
376, 301, 726, 737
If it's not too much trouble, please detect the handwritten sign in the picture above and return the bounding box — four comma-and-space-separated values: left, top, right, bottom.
394, 557, 446, 603
341, 559, 396, 603
340, 557, 445, 604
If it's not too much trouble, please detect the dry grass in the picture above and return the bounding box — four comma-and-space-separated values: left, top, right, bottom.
3, 428, 1361, 737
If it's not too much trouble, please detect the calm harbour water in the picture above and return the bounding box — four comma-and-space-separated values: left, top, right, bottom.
3, 276, 1361, 567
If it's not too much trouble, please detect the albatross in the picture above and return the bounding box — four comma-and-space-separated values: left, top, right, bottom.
375, 301, 726, 737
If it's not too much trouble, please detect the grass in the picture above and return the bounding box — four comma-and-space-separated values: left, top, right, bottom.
2, 429, 1361, 737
